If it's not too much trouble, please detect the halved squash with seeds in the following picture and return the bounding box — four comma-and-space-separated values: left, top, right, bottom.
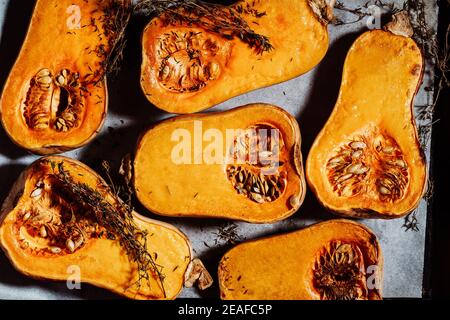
0, 0, 131, 154
0, 156, 192, 300
134, 104, 306, 223
218, 219, 383, 300
306, 12, 427, 218
140, 0, 332, 113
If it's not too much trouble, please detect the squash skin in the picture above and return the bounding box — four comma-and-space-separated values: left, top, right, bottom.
0, 0, 126, 154
133, 104, 306, 223
306, 29, 427, 219
0, 156, 192, 300
218, 219, 383, 300
140, 0, 330, 114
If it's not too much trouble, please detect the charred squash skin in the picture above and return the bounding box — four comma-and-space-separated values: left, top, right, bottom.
140, 0, 331, 114
218, 219, 383, 300
0, 0, 130, 154
306, 17, 426, 219
134, 104, 306, 223
0, 156, 192, 300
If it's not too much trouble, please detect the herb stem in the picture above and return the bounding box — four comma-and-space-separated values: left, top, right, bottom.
51, 162, 166, 298
135, 0, 273, 54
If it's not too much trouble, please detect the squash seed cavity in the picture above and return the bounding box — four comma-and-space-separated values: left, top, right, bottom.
326, 131, 409, 202
153, 30, 230, 93
313, 241, 368, 300
226, 124, 287, 203
15, 174, 103, 256
22, 68, 85, 132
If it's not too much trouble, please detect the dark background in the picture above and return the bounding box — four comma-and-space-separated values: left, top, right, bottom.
428, 0, 450, 300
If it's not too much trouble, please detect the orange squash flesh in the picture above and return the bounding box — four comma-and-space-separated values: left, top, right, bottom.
140, 0, 331, 114
134, 104, 306, 223
0, 0, 129, 154
0, 156, 192, 300
218, 219, 383, 300
306, 26, 427, 218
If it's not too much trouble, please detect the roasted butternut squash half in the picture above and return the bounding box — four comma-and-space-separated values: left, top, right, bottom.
219, 219, 383, 300
0, 0, 130, 154
140, 0, 332, 113
306, 12, 427, 218
134, 104, 306, 223
0, 156, 192, 300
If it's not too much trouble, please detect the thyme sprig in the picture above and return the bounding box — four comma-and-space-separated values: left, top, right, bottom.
101, 0, 133, 78
402, 212, 420, 232
213, 222, 243, 245
333, 1, 373, 25
50, 161, 166, 297
135, 0, 273, 55
410, 1, 449, 150
87, 0, 132, 82
333, 0, 397, 26
101, 159, 134, 210
402, 0, 449, 231
404, 0, 439, 64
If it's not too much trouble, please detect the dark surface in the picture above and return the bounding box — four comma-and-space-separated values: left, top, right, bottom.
429, 0, 450, 299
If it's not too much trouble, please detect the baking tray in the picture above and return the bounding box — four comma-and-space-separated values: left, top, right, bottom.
0, 0, 438, 299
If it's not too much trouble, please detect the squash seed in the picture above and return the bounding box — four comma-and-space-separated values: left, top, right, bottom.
30, 188, 42, 198
56, 75, 66, 86
22, 212, 31, 221
347, 164, 369, 175
50, 247, 61, 254
378, 186, 391, 195
39, 225, 47, 238
349, 141, 367, 150
289, 195, 300, 209
66, 239, 75, 253
393, 159, 407, 168
382, 146, 394, 154
351, 150, 363, 159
